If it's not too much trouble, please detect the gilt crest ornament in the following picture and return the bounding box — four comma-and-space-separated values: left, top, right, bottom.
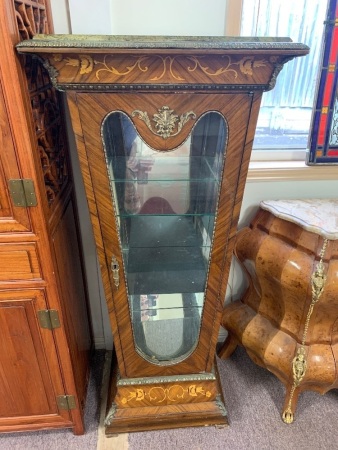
132, 106, 196, 139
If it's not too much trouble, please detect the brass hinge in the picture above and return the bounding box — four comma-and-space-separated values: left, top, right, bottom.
8, 179, 37, 207
37, 309, 61, 330
57, 395, 77, 411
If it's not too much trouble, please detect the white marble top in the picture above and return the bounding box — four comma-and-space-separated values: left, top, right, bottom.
260, 199, 338, 240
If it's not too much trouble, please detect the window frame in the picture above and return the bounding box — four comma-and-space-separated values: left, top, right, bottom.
225, 0, 331, 166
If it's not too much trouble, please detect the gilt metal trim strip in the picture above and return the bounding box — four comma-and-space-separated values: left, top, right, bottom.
117, 372, 216, 386
52, 82, 269, 93
282, 238, 329, 424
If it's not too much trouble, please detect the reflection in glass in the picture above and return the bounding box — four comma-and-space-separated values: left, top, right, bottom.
102, 111, 227, 363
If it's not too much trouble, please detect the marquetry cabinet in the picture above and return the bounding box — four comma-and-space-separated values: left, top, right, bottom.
220, 200, 338, 424
17, 34, 308, 433
0, 1, 91, 435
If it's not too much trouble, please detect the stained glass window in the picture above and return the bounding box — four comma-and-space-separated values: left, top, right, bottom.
307, 0, 338, 164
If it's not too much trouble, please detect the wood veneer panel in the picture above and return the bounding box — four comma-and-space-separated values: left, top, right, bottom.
0, 79, 31, 232
220, 208, 338, 421
0, 243, 41, 280
0, 289, 71, 428
52, 199, 91, 409
0, 0, 91, 435
75, 91, 253, 378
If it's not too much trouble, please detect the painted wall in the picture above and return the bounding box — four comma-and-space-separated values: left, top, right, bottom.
50, 0, 338, 348
110, 0, 227, 35
49, 0, 71, 33
51, 0, 227, 35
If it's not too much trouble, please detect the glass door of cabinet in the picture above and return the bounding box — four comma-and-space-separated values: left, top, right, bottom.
102, 111, 227, 364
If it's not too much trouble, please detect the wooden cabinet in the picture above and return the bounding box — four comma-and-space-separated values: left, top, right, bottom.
0, 0, 91, 435
0, 81, 31, 232
0, 289, 71, 428
17, 34, 308, 433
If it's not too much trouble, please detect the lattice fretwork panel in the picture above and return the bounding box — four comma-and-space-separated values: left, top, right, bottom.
15, 0, 50, 39
14, 0, 69, 206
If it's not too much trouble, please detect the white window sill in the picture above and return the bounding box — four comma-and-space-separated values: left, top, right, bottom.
247, 160, 338, 182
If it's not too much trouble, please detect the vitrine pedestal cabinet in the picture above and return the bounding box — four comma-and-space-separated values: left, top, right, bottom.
18, 35, 308, 434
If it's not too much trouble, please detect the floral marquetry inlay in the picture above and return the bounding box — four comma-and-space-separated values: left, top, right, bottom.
51, 53, 268, 82
117, 383, 214, 407
17, 36, 310, 92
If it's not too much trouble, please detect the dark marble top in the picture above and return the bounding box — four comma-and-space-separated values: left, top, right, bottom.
16, 34, 309, 52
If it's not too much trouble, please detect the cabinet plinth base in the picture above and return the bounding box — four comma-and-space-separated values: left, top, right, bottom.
104, 362, 228, 434
105, 400, 228, 434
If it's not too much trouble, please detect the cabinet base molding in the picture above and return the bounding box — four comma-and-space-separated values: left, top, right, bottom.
104, 361, 228, 434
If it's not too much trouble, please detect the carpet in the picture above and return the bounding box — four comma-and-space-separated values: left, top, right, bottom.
1, 347, 338, 450
127, 347, 338, 450
0, 350, 105, 450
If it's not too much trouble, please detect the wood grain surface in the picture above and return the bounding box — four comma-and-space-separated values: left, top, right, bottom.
0, 0, 91, 435
25, 38, 309, 431
220, 208, 338, 421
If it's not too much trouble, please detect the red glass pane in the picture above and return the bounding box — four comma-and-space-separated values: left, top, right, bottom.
318, 113, 328, 145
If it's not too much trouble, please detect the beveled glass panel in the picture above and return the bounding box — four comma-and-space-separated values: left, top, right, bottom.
102, 111, 227, 364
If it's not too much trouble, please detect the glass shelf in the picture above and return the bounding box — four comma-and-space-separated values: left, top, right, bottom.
121, 215, 214, 245
131, 292, 204, 312
119, 212, 216, 217
113, 179, 220, 216
122, 216, 211, 295
109, 155, 223, 182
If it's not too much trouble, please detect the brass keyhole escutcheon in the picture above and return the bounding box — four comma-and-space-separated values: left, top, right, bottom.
111, 256, 120, 289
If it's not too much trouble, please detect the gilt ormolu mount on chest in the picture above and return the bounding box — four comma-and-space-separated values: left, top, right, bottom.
17, 35, 308, 433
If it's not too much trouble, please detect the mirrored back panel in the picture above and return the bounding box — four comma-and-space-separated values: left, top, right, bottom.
102, 111, 227, 363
